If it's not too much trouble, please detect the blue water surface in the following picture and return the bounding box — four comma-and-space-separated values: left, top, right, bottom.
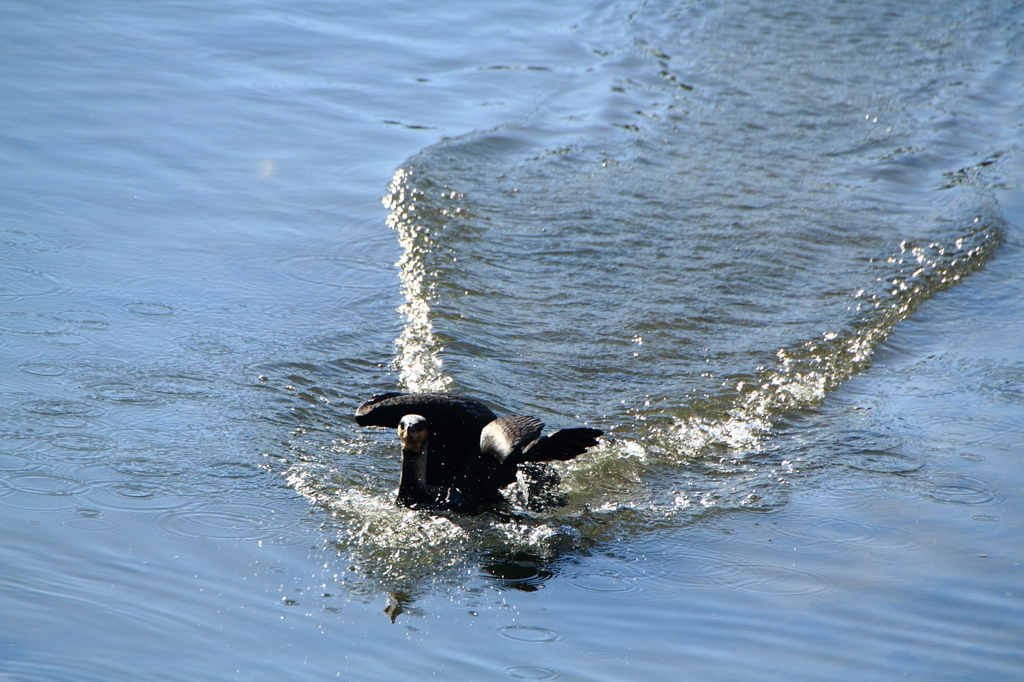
2, 1, 1022, 680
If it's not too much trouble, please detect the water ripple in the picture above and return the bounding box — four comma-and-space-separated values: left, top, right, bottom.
125, 302, 174, 316
0, 265, 62, 298
505, 666, 560, 680
770, 514, 924, 550
17, 363, 67, 377
844, 451, 926, 474
47, 433, 116, 454
710, 563, 834, 596
110, 455, 187, 478
0, 472, 92, 511
567, 571, 637, 594
55, 310, 111, 330
579, 650, 625, 661
155, 501, 292, 542
644, 548, 749, 590
0, 312, 70, 335
61, 508, 123, 532
833, 429, 925, 473
2, 472, 90, 496
208, 461, 263, 479
144, 372, 217, 398
87, 480, 187, 511
910, 413, 1024, 450
272, 254, 386, 291
84, 381, 159, 404
66, 161, 142, 180
496, 625, 562, 644
918, 474, 1003, 505
19, 399, 103, 418
0, 453, 42, 472
0, 225, 75, 253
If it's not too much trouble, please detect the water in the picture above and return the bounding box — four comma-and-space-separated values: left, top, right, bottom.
2, 0, 1023, 679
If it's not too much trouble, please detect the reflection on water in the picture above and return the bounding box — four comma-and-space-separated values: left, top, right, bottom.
481, 551, 559, 593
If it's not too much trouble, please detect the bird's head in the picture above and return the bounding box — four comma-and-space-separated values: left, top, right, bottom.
397, 414, 429, 455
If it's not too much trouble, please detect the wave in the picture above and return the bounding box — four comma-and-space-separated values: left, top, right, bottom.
283, 0, 1015, 598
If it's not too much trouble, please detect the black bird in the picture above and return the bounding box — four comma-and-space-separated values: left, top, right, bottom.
355, 392, 602, 513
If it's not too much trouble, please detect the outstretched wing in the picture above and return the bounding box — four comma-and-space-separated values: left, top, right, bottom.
480, 415, 602, 466
355, 392, 496, 428
522, 427, 603, 463
355, 392, 498, 486
479, 415, 545, 465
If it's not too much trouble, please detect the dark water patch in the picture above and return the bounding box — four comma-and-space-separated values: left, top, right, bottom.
479, 552, 559, 592
246, 360, 370, 432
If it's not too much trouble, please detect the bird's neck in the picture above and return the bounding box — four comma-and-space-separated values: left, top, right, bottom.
397, 442, 431, 507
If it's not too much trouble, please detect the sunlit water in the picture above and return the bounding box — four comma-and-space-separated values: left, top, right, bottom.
2, 0, 1023, 679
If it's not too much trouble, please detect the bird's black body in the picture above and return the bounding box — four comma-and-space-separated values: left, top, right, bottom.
355, 392, 602, 513
355, 392, 497, 485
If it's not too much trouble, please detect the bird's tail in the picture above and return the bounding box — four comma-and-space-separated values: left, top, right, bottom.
522, 428, 603, 463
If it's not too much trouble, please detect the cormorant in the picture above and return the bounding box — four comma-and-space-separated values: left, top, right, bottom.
355, 392, 602, 513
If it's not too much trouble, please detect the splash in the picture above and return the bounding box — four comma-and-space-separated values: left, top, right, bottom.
383, 166, 453, 393
674, 206, 1004, 456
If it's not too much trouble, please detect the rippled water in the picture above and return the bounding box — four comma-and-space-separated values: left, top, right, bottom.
3, 0, 1023, 679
